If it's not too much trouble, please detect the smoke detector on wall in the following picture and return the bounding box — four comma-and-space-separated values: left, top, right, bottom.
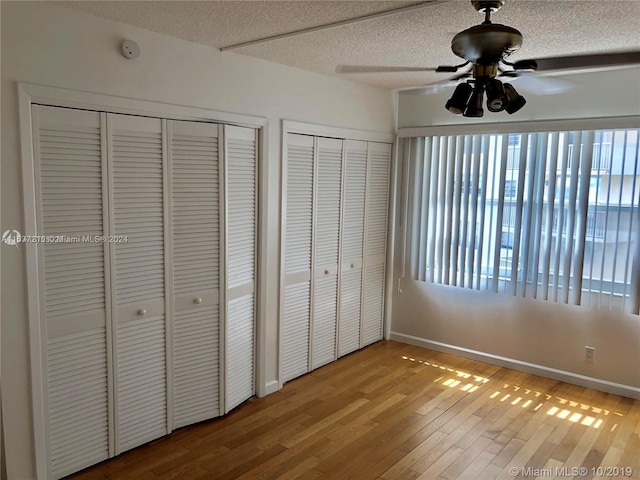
121, 40, 140, 60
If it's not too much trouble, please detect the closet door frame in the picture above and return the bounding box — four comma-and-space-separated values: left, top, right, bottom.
279, 120, 394, 389
19, 82, 268, 480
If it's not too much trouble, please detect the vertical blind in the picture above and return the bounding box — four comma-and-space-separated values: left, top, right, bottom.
403, 128, 640, 314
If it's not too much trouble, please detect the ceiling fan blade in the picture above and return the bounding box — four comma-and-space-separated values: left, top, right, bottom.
504, 72, 573, 95
399, 83, 456, 95
399, 77, 470, 96
399, 71, 473, 95
336, 65, 437, 74
528, 50, 640, 72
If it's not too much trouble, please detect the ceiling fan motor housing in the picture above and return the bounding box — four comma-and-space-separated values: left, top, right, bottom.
451, 23, 522, 66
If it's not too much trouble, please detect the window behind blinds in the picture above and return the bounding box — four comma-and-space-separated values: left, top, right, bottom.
404, 128, 640, 314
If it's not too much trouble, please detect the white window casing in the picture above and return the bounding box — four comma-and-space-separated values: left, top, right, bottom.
400, 122, 640, 315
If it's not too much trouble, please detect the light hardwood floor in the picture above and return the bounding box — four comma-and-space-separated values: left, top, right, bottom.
69, 341, 640, 480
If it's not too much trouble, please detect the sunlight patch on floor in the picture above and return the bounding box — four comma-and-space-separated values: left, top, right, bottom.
401, 355, 489, 393
401, 354, 623, 430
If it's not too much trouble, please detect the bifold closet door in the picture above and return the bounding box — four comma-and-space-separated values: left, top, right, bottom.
32, 105, 260, 478
282, 133, 314, 382
224, 125, 258, 412
108, 114, 168, 453
312, 137, 343, 369
169, 120, 222, 427
33, 105, 111, 479
362, 142, 391, 346
338, 140, 367, 357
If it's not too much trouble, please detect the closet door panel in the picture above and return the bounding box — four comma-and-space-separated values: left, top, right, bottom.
314, 138, 343, 269
169, 120, 221, 428
109, 114, 167, 453
338, 140, 367, 357
282, 282, 311, 381
282, 134, 314, 382
226, 294, 254, 410
311, 137, 342, 369
338, 269, 363, 357
225, 125, 257, 412
362, 263, 386, 345
34, 105, 110, 479
362, 142, 391, 346
311, 274, 338, 368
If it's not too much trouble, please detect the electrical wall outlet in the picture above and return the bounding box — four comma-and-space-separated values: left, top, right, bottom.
585, 346, 596, 363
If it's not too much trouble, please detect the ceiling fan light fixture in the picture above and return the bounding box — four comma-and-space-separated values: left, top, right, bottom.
503, 83, 526, 114
463, 86, 485, 118
445, 82, 473, 115
485, 78, 508, 112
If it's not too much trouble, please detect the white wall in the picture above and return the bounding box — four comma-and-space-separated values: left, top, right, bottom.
0, 2, 395, 478
392, 281, 640, 388
392, 67, 640, 395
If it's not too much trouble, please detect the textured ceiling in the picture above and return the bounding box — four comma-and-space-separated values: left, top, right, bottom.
60, 0, 640, 90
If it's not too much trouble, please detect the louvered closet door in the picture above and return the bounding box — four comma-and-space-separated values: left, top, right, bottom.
338, 140, 367, 357
225, 125, 258, 412
108, 114, 168, 453
169, 120, 222, 427
312, 137, 343, 369
282, 134, 314, 382
34, 106, 111, 479
362, 142, 391, 346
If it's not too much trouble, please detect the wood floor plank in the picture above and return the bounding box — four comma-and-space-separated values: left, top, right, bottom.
281, 398, 369, 448
523, 440, 557, 474
494, 423, 555, 479
276, 456, 322, 480
414, 445, 464, 479
315, 421, 378, 465
235, 437, 334, 479
343, 448, 406, 479
106, 447, 191, 480
150, 445, 228, 476
408, 414, 484, 475
378, 430, 449, 479
384, 407, 447, 455
490, 437, 527, 468
207, 444, 287, 480
472, 460, 503, 480
618, 432, 640, 479
458, 449, 498, 480
559, 418, 603, 473
67, 341, 639, 480
441, 434, 493, 480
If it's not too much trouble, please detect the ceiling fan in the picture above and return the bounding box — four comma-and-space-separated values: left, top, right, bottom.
337, 0, 640, 118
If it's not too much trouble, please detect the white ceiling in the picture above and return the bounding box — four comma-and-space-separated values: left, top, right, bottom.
59, 0, 640, 90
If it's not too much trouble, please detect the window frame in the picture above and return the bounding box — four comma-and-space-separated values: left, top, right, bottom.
397, 117, 640, 315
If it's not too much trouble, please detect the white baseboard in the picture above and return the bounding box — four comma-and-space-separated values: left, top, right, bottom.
262, 380, 280, 396
390, 331, 640, 400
